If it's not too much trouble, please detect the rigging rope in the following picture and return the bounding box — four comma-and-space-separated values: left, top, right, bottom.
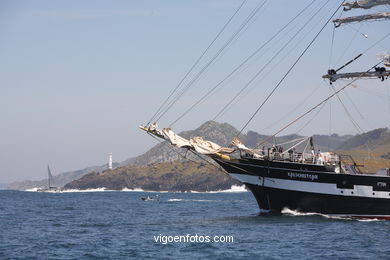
258, 83, 324, 133
169, 0, 318, 127
237, 0, 346, 138
155, 0, 268, 123
329, 86, 332, 136
330, 84, 365, 133
216, 1, 338, 123
214, 0, 327, 122
147, 0, 247, 125
328, 8, 343, 69
214, 12, 328, 121
334, 24, 364, 66
341, 88, 365, 119
255, 60, 384, 148
362, 31, 390, 54
296, 99, 328, 135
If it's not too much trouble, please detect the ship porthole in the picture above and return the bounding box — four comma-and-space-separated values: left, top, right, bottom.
372, 193, 375, 195
351, 191, 354, 194
340, 190, 343, 194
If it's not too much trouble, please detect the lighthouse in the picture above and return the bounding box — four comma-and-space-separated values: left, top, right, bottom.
108, 153, 113, 170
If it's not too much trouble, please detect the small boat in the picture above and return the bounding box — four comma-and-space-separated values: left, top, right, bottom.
141, 195, 160, 201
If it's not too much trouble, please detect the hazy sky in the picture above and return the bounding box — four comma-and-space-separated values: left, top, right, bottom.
1, 0, 389, 183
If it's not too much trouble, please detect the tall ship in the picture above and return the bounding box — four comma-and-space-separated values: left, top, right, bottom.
141, 0, 390, 219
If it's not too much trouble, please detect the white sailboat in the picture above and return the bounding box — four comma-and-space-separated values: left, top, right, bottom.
37, 165, 60, 192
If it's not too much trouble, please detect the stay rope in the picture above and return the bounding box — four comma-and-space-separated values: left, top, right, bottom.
169, 0, 318, 127
154, 0, 268, 124
237, 0, 346, 138
255, 60, 384, 149
147, 0, 248, 125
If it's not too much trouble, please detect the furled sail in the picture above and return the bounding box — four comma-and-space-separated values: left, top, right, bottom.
190, 137, 234, 155
162, 128, 191, 148
382, 54, 390, 67
231, 138, 263, 158
144, 123, 166, 139
333, 12, 390, 27
139, 124, 234, 158
342, 0, 390, 11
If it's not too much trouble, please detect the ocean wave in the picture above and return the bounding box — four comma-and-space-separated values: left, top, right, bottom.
121, 187, 145, 192
281, 208, 383, 222
281, 208, 332, 218
61, 188, 109, 192
24, 185, 247, 193
25, 187, 41, 192
24, 187, 111, 193
189, 185, 248, 193
167, 198, 184, 202
167, 199, 222, 202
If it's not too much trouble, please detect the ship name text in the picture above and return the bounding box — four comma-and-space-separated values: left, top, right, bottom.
287, 172, 319, 181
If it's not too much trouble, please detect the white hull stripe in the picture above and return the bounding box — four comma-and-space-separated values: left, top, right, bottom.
229, 173, 390, 199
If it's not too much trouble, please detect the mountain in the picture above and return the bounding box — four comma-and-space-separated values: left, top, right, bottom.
123, 121, 351, 167
64, 161, 240, 192
6, 121, 245, 190
64, 121, 358, 191
121, 121, 241, 166
8, 120, 378, 191
312, 133, 353, 150
335, 128, 390, 173
337, 128, 390, 150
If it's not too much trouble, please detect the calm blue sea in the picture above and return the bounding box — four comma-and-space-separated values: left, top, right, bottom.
1, 189, 389, 259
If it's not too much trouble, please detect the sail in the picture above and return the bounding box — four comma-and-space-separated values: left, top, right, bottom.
231, 138, 262, 158
162, 128, 191, 148
48, 165, 54, 188
333, 12, 390, 26
342, 0, 390, 11
382, 54, 390, 67
189, 136, 234, 155
140, 124, 234, 156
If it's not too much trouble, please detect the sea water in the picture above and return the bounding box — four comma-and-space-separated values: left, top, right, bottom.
1, 189, 389, 259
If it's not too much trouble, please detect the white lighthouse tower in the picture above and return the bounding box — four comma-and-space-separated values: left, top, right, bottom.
108, 153, 113, 170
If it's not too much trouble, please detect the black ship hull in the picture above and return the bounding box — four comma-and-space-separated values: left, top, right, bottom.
214, 157, 390, 219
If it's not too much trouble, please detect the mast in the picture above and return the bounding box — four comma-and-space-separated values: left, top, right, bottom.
323, 0, 390, 82
323, 68, 390, 82
333, 12, 390, 27
334, 1, 390, 27
342, 0, 390, 11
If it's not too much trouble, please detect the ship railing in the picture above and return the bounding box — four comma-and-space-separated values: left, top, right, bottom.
338, 154, 363, 174
266, 151, 321, 164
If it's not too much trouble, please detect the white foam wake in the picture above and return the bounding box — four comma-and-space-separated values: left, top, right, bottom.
167, 199, 222, 202
24, 185, 247, 193
281, 208, 382, 222
121, 187, 145, 192
190, 185, 248, 193
61, 187, 109, 192
25, 187, 40, 192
